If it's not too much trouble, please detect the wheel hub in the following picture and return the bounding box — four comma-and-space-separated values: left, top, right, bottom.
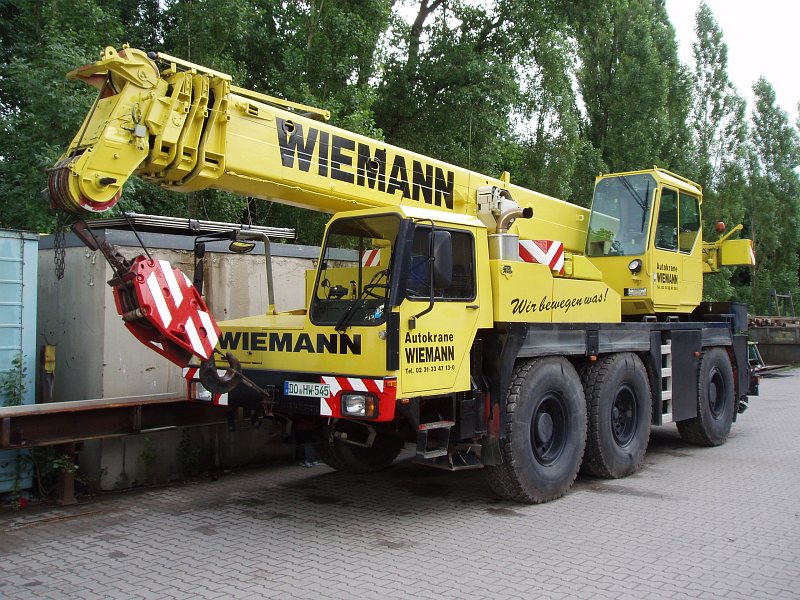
530, 394, 567, 466
536, 412, 554, 442
611, 385, 637, 447
708, 367, 725, 418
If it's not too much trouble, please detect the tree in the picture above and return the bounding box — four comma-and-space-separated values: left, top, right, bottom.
156, 0, 394, 242
688, 2, 749, 301
0, 1, 397, 241
500, 2, 590, 202
747, 77, 800, 312
574, 0, 691, 174
374, 1, 520, 177
0, 0, 124, 232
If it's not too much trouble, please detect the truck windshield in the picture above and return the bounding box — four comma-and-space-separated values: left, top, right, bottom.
310, 214, 401, 327
586, 174, 656, 257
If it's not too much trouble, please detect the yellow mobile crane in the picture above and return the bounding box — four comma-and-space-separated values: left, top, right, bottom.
48, 46, 756, 503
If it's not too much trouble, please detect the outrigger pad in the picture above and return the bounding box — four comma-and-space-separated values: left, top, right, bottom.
111, 256, 221, 367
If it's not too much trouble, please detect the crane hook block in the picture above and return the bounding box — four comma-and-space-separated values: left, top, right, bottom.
199, 353, 243, 394
110, 256, 221, 368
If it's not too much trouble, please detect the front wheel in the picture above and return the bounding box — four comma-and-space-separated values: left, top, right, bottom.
677, 347, 735, 446
317, 420, 404, 473
486, 357, 587, 503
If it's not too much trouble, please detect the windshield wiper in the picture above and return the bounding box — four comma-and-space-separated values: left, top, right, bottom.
619, 176, 646, 211
618, 175, 651, 233
335, 269, 388, 332
640, 180, 651, 231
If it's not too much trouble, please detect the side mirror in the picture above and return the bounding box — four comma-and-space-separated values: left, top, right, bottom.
431, 230, 452, 289
229, 240, 257, 254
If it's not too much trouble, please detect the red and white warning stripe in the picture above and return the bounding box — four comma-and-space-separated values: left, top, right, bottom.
183, 367, 229, 406
140, 260, 219, 360
519, 240, 565, 274
320, 375, 391, 417
321, 375, 386, 395
361, 249, 381, 267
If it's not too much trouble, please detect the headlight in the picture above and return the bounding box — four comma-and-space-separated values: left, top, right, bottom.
341, 393, 378, 418
190, 381, 213, 402
628, 258, 643, 274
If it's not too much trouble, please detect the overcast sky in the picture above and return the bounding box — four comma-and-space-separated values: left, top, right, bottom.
666, 0, 800, 126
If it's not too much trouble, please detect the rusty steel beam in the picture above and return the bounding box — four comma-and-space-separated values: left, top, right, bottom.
0, 395, 229, 449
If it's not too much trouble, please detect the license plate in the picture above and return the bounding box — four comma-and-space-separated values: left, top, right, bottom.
284, 381, 330, 398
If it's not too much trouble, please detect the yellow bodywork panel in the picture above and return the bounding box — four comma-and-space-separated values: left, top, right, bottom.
217, 312, 389, 375
562, 254, 603, 281
584, 168, 744, 315
590, 255, 653, 315
215, 302, 482, 399
719, 238, 755, 268
702, 225, 755, 273
490, 260, 620, 323
396, 301, 478, 396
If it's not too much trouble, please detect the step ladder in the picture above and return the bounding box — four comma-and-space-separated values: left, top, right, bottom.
414, 447, 484, 471
660, 338, 673, 424
416, 420, 454, 459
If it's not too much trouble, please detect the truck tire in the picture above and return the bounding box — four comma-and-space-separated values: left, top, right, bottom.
486, 357, 586, 503
580, 353, 651, 478
677, 347, 735, 447
317, 421, 404, 474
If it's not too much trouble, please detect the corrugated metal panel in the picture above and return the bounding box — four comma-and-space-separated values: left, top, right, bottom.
0, 229, 38, 493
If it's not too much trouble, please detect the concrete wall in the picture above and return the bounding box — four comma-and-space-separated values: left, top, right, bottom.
37, 229, 318, 490
79, 426, 294, 490
38, 230, 318, 401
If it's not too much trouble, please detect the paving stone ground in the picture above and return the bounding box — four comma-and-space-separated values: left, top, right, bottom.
1, 370, 798, 599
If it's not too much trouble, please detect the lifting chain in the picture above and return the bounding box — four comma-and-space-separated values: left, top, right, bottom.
53, 211, 74, 280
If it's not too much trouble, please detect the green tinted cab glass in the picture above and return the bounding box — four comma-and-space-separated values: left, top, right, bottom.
587, 174, 656, 257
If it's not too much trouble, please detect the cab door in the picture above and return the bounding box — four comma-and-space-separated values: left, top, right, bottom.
651, 186, 703, 312
677, 192, 702, 308
396, 225, 481, 395
651, 186, 681, 310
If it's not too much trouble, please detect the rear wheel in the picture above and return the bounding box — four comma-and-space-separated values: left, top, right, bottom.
317, 420, 404, 473
486, 357, 586, 503
580, 353, 651, 478
677, 347, 735, 446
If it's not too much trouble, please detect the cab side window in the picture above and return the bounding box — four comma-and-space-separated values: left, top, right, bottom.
678, 193, 700, 253
407, 228, 475, 301
655, 187, 678, 251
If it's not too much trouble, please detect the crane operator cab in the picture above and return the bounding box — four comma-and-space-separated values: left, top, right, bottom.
585, 168, 705, 317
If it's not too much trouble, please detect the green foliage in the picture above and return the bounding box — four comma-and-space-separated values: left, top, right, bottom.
375, 1, 520, 176
0, 354, 28, 508
26, 446, 80, 499
575, 0, 691, 173
0, 0, 125, 232
137, 436, 158, 483
746, 78, 800, 312
0, 353, 27, 407
176, 428, 207, 477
